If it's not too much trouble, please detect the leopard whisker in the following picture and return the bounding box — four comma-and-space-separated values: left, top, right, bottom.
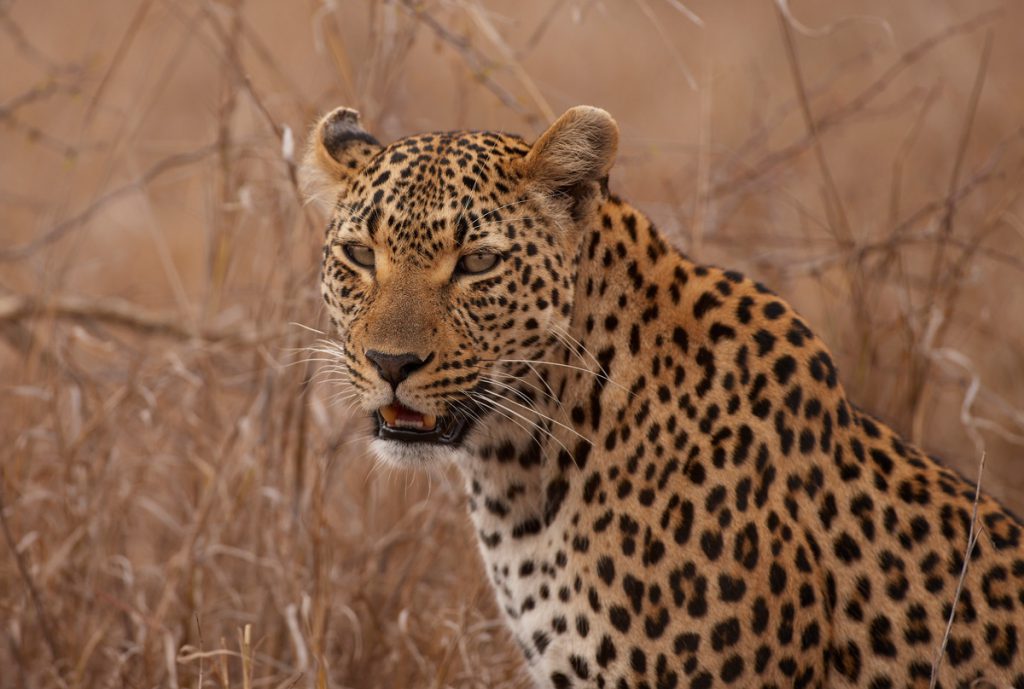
485, 358, 633, 396
478, 375, 540, 410
480, 370, 564, 409
475, 393, 581, 466
551, 323, 607, 375
466, 392, 543, 447
482, 387, 589, 444
470, 390, 580, 466
478, 373, 573, 433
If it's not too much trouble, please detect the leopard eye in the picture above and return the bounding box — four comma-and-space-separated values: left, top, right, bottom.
343, 243, 375, 269
456, 251, 500, 276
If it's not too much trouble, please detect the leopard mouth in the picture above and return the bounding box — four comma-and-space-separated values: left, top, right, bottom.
374, 401, 472, 445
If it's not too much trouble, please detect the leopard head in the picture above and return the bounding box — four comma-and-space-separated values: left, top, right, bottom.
301, 106, 618, 466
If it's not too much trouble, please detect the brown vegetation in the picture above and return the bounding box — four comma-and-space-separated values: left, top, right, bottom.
1, 1, 1022, 687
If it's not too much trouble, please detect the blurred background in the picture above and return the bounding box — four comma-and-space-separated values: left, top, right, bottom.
1, 1, 1022, 687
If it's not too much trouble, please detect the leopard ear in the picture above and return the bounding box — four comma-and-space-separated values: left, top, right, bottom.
300, 107, 383, 208
523, 106, 618, 190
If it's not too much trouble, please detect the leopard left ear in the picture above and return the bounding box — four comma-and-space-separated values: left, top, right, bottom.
300, 107, 383, 208
523, 106, 618, 190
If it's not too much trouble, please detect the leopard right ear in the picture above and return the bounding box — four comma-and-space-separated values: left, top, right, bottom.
300, 107, 383, 208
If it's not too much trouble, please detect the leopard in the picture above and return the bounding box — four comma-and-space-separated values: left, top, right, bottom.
300, 105, 1024, 689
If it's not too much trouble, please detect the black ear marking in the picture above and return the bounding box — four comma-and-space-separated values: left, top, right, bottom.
299, 106, 384, 206
322, 108, 380, 162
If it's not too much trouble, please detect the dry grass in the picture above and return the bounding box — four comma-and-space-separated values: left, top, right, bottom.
1, 1, 1023, 687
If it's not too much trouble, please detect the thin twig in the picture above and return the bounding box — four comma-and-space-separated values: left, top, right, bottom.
929, 452, 986, 689
632, 0, 697, 90
0, 294, 279, 345
720, 40, 883, 178
0, 142, 219, 261
83, 0, 157, 124
197, 1, 318, 235
0, 6, 78, 75
780, 129, 1024, 278
711, 8, 1002, 198
462, 1, 556, 122
886, 83, 942, 232
517, 0, 567, 58
0, 467, 62, 666
396, 0, 540, 126
922, 29, 994, 310
775, 0, 892, 41
908, 31, 997, 438
0, 81, 77, 119
774, 0, 851, 242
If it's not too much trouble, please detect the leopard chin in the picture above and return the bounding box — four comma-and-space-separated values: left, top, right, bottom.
369, 437, 465, 469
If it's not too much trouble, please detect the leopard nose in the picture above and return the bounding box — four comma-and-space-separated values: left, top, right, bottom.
365, 350, 432, 389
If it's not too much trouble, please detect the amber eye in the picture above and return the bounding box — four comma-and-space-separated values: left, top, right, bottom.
456, 251, 500, 276
343, 243, 375, 268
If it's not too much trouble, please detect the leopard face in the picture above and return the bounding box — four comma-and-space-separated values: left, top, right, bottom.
303, 107, 616, 467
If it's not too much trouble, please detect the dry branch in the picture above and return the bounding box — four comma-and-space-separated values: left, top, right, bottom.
0, 294, 278, 346
396, 0, 541, 127
0, 5, 79, 75
82, 0, 156, 124
0, 142, 219, 262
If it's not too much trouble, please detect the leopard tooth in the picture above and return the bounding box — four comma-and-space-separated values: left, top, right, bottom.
379, 405, 398, 425
422, 414, 437, 430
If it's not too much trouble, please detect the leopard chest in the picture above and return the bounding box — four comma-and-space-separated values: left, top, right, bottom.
459, 441, 603, 667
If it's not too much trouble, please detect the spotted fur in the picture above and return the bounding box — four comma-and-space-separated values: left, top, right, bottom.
302, 106, 1024, 689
